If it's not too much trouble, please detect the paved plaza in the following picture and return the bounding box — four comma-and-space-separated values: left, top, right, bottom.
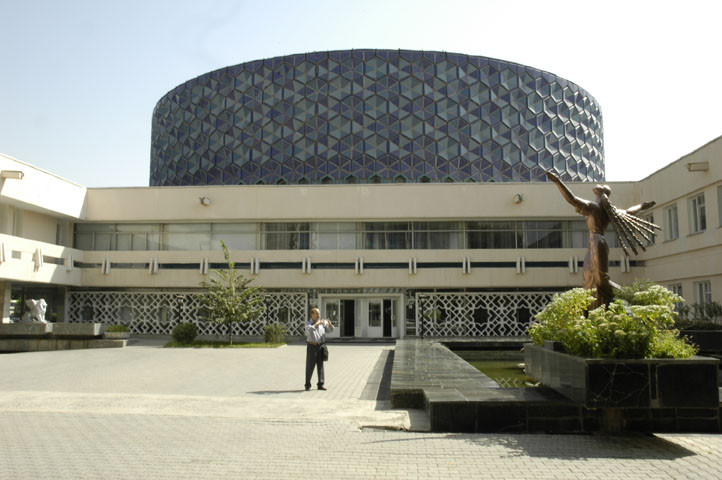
1, 340, 722, 479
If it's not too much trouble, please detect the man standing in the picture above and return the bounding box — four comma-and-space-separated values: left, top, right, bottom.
305, 307, 333, 391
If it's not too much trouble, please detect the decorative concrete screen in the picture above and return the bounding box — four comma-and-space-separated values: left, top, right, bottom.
66, 291, 308, 336
151, 50, 604, 186
416, 291, 555, 336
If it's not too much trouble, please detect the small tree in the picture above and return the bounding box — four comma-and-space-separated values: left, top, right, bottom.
200, 241, 265, 344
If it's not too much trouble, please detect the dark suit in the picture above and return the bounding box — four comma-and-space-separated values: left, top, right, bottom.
304, 318, 332, 389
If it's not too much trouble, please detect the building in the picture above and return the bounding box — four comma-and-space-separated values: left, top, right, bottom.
150, 50, 604, 186
0, 51, 720, 340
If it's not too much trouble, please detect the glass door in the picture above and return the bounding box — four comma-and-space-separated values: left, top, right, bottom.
366, 300, 384, 338
322, 298, 356, 337
322, 299, 340, 338
323, 297, 398, 338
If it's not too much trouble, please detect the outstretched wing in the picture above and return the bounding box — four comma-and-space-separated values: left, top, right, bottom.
602, 202, 661, 257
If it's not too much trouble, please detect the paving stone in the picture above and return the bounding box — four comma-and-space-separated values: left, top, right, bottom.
2, 340, 722, 479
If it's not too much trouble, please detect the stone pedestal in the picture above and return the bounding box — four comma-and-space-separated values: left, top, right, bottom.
52, 323, 104, 338
0, 322, 121, 352
0, 323, 54, 336
0, 282, 11, 324
682, 330, 722, 354
524, 343, 720, 408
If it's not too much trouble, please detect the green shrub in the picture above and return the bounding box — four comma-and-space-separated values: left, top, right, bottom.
614, 279, 682, 310
529, 283, 697, 359
172, 322, 198, 344
649, 330, 698, 358
106, 324, 129, 333
264, 323, 287, 344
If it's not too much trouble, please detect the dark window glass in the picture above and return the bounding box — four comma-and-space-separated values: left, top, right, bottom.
412, 222, 459, 249
363, 222, 410, 249
523, 221, 562, 248
264, 223, 310, 249
466, 221, 519, 249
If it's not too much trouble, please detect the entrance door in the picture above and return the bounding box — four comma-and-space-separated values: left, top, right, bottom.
321, 297, 398, 339
342, 299, 355, 337
366, 300, 383, 338
383, 299, 392, 337
323, 300, 340, 338
321, 298, 355, 338
364, 298, 396, 338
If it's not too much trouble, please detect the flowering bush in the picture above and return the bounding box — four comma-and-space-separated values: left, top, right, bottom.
528, 282, 697, 359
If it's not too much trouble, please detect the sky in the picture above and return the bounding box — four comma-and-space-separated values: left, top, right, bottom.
1, 0, 720, 187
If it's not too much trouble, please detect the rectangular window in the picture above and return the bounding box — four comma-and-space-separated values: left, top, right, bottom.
688, 193, 706, 234
567, 220, 588, 248
362, 222, 410, 249
663, 204, 679, 241
74, 223, 115, 251
163, 224, 211, 251
412, 222, 460, 249
55, 220, 70, 247
73, 226, 94, 249
312, 223, 357, 250
523, 221, 563, 249
694, 280, 712, 305
718, 185, 722, 227
264, 223, 310, 250
211, 223, 258, 250
642, 214, 655, 247
368, 301, 382, 327
466, 221, 519, 249
116, 224, 161, 251
12, 207, 23, 237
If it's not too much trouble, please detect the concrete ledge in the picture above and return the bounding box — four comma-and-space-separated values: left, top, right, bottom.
51, 323, 104, 338
0, 337, 126, 352
0, 323, 53, 337
88, 339, 126, 349
0, 323, 123, 352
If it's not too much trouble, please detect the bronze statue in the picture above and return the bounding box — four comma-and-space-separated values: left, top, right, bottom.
546, 171, 660, 309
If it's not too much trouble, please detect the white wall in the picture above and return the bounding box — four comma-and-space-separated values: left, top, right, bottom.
636, 135, 722, 305
0, 234, 83, 286
1, 135, 720, 307
84, 181, 640, 223
0, 153, 86, 220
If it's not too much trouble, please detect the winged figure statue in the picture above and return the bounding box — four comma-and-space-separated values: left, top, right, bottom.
546, 171, 661, 309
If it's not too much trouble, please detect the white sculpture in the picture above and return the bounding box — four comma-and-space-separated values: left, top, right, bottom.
21, 299, 48, 323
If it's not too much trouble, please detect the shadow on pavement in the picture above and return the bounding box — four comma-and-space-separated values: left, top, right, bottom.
362, 432, 697, 459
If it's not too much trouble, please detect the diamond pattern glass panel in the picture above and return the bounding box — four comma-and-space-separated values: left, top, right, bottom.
151, 50, 604, 185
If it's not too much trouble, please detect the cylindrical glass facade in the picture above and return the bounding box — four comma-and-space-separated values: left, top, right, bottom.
150, 50, 604, 185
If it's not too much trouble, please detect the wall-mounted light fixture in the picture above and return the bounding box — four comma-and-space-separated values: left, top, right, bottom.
1, 170, 24, 180
513, 193, 524, 204
199, 196, 211, 206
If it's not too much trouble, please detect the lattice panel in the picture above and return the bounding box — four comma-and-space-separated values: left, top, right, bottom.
67, 291, 307, 336
416, 292, 554, 336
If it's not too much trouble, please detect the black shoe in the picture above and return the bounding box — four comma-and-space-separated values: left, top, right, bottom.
318, 386, 327, 391
305, 386, 310, 391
